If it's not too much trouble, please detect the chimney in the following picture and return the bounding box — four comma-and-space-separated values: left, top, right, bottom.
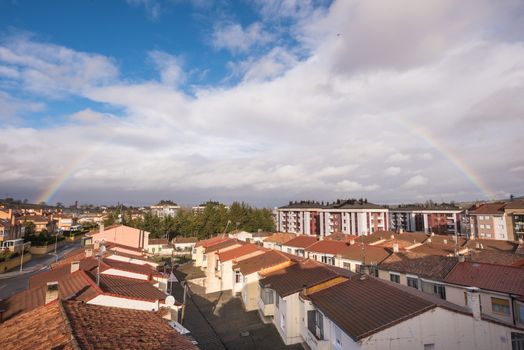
427, 238, 432, 243
390, 234, 395, 239
349, 239, 355, 245
302, 284, 307, 296
393, 243, 399, 253
443, 239, 448, 245
399, 228, 404, 234
431, 232, 435, 236
71, 261, 80, 274
458, 254, 465, 263
475, 242, 480, 249
466, 287, 482, 320
45, 282, 59, 304
85, 248, 93, 257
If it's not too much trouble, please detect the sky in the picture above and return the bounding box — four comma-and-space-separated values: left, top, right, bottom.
0, 0, 523, 207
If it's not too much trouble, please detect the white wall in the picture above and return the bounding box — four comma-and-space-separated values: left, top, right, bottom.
101, 268, 148, 280
88, 294, 161, 311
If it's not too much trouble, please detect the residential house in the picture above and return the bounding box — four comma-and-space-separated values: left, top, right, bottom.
281, 235, 318, 258
262, 233, 296, 250
377, 251, 458, 300
54, 213, 75, 231
505, 200, 524, 241
258, 259, 351, 345
17, 214, 55, 233
335, 243, 391, 273
445, 261, 524, 327
202, 239, 243, 292
234, 250, 295, 311
150, 202, 180, 218
146, 238, 174, 256
300, 275, 523, 350
88, 224, 150, 251
192, 235, 229, 267
173, 236, 198, 255
305, 240, 350, 266
213, 244, 266, 294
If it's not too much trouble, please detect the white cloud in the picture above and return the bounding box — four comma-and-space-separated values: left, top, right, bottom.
126, 0, 161, 20
403, 175, 429, 188
1, 0, 524, 204
385, 167, 401, 176
385, 152, 411, 164
148, 50, 185, 86
212, 22, 273, 54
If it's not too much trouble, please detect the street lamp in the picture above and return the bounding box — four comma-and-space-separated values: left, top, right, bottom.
54, 230, 59, 263
19, 242, 28, 273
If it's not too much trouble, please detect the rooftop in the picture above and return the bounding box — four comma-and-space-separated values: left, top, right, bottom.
306, 240, 350, 255
234, 250, 292, 276
204, 239, 242, 253
91, 273, 168, 301
263, 232, 296, 244
217, 243, 265, 262
338, 243, 391, 265
281, 235, 318, 249
469, 203, 506, 215
259, 259, 350, 297
463, 238, 519, 252
445, 261, 524, 296
149, 238, 170, 245
378, 252, 458, 281
306, 276, 470, 341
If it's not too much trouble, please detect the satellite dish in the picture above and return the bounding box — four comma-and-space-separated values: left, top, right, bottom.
165, 295, 175, 306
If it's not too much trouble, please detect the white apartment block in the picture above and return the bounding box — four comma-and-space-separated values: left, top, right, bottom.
389, 205, 463, 235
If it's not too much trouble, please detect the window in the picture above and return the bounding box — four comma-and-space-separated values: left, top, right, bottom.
260, 288, 274, 305
434, 284, 446, 300
407, 276, 418, 289
486, 224, 491, 229
355, 264, 361, 273
424, 344, 435, 350
492, 297, 510, 315
276, 294, 280, 308
390, 273, 400, 284
343, 262, 351, 270
235, 271, 242, 283
480, 224, 485, 229
516, 301, 524, 325
512, 332, 524, 350
307, 309, 324, 340
333, 325, 342, 350
280, 313, 286, 332
287, 248, 292, 254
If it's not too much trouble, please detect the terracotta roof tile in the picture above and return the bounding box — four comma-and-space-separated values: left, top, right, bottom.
63, 301, 198, 350
263, 233, 296, 244
217, 243, 265, 262
234, 250, 292, 276
465, 249, 524, 266
378, 252, 458, 281
306, 240, 350, 255
281, 235, 318, 249
195, 235, 228, 248
204, 239, 242, 253
444, 261, 524, 296
149, 238, 170, 245
307, 276, 471, 341
469, 203, 506, 215
260, 259, 349, 297
29, 258, 99, 288
324, 232, 359, 242
464, 239, 518, 252
0, 301, 74, 350
89, 273, 168, 301
102, 258, 161, 277
338, 243, 391, 265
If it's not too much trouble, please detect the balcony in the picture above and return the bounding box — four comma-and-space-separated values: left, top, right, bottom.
305, 329, 330, 350
258, 298, 275, 317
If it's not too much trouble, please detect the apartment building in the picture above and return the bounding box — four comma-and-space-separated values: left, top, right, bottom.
504, 200, 524, 241
150, 202, 180, 218
469, 203, 509, 240
276, 199, 388, 236
389, 204, 463, 234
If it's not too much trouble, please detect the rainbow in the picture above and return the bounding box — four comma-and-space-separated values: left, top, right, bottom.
36, 143, 103, 204
395, 117, 496, 200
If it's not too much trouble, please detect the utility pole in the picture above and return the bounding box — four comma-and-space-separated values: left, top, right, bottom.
19, 243, 27, 273
54, 231, 59, 263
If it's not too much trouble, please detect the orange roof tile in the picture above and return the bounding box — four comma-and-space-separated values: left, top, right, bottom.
217, 243, 265, 262
281, 235, 318, 249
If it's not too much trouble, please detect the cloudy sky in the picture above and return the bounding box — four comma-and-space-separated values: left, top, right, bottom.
0, 0, 523, 207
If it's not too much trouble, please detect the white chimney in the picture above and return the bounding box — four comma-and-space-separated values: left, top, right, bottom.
458, 254, 465, 263
393, 243, 399, 253
85, 248, 93, 258
443, 239, 448, 244
45, 282, 59, 304
431, 232, 435, 236
349, 239, 355, 245
71, 261, 80, 274
427, 238, 432, 243
466, 287, 482, 320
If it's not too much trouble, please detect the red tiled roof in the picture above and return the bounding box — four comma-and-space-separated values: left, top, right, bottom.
204, 239, 242, 253
1, 270, 100, 321
234, 250, 292, 276
217, 243, 265, 262
465, 249, 524, 266
195, 235, 228, 248
306, 240, 350, 255
90, 273, 168, 301
281, 235, 318, 249
149, 238, 170, 245
324, 232, 359, 242
63, 301, 198, 350
505, 200, 524, 210
105, 242, 145, 253
469, 203, 506, 215
463, 239, 518, 252
29, 258, 99, 288
102, 258, 161, 277
379, 252, 458, 281
338, 243, 391, 265
260, 259, 349, 297
174, 236, 198, 243
263, 233, 296, 244
0, 301, 74, 350
444, 261, 524, 296
307, 277, 470, 341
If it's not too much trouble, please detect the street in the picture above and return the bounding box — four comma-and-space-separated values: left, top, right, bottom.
0, 240, 82, 299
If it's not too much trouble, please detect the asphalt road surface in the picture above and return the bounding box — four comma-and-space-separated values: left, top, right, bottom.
0, 240, 82, 299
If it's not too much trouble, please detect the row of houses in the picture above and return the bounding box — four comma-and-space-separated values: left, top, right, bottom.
0, 227, 199, 349
276, 199, 524, 241
189, 230, 524, 349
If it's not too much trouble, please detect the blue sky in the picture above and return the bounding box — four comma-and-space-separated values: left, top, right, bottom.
0, 0, 523, 206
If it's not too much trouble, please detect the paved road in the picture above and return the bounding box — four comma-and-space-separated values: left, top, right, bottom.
0, 240, 82, 299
